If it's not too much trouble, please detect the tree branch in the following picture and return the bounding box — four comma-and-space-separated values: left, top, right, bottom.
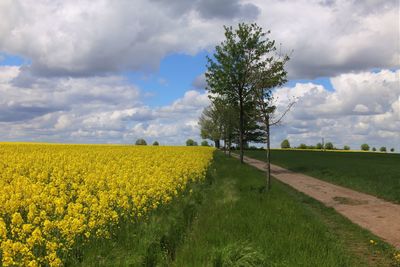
270, 99, 296, 126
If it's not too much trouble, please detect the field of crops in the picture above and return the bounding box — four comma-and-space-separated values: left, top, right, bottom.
0, 143, 214, 266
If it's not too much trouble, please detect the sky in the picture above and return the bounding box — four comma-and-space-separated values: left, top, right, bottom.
0, 0, 399, 150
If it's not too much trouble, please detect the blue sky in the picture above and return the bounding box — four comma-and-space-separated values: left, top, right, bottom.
0, 0, 398, 149
125, 52, 208, 106
0, 53, 29, 66
0, 51, 335, 106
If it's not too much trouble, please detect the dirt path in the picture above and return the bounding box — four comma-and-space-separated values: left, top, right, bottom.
233, 154, 400, 249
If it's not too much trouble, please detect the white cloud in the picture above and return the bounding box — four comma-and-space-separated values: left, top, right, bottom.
0, 65, 210, 144
353, 104, 369, 113
0, 0, 398, 78
271, 69, 400, 150
253, 0, 399, 78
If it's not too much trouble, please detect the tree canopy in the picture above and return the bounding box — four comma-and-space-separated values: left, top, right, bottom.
135, 138, 147, 145
281, 139, 290, 149
205, 23, 289, 165
186, 139, 198, 146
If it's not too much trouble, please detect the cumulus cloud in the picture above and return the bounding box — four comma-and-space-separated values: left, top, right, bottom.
0, 0, 397, 78
254, 0, 399, 78
152, 0, 260, 20
1, 65, 398, 149
270, 69, 400, 150
0, 66, 210, 144
192, 73, 207, 90
0, 0, 246, 78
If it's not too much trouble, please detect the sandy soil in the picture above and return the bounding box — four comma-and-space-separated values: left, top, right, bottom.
233, 154, 400, 249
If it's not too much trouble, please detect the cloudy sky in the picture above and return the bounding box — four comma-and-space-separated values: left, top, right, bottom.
0, 0, 399, 150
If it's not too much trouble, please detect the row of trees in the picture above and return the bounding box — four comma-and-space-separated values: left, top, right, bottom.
281, 139, 340, 150
135, 138, 211, 147
186, 139, 210, 146
281, 139, 395, 152
361, 144, 394, 152
199, 23, 294, 191
135, 139, 159, 146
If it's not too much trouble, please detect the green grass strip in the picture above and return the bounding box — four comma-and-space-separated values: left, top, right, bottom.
174, 152, 397, 266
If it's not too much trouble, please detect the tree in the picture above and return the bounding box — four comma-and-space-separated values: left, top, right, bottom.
153, 141, 159, 146
316, 143, 323, 149
199, 98, 239, 151
201, 140, 209, 146
299, 143, 307, 149
186, 139, 198, 146
343, 145, 350, 150
135, 138, 147, 145
390, 148, 395, 152
361, 144, 370, 151
281, 139, 290, 149
206, 23, 285, 164
198, 102, 222, 148
325, 142, 334, 150
372, 147, 376, 151
380, 146, 387, 152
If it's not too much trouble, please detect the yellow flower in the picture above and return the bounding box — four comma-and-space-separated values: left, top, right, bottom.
0, 143, 214, 266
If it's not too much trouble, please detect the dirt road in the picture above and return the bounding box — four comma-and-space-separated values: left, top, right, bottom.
233, 154, 400, 249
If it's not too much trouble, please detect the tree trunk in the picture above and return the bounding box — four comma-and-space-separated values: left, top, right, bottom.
215, 139, 220, 149
239, 97, 244, 163
228, 137, 232, 157
266, 115, 271, 191
224, 138, 227, 155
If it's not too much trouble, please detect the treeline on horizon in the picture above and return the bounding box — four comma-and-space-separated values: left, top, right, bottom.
280, 139, 395, 152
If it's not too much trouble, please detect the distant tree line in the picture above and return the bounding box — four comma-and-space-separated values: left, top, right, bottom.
133, 138, 213, 147
134, 139, 159, 146
280, 139, 395, 152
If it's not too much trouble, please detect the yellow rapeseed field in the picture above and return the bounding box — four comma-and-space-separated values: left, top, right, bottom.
0, 143, 214, 266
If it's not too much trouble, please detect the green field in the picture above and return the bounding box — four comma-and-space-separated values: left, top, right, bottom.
243, 149, 400, 203
174, 152, 396, 266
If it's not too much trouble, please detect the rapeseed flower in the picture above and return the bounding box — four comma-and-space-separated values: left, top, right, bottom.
0, 143, 214, 266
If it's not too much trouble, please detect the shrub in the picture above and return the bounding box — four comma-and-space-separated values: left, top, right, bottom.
298, 143, 307, 149
135, 138, 147, 145
361, 144, 370, 151
201, 140, 209, 147
186, 139, 198, 146
316, 143, 323, 149
380, 147, 386, 152
390, 148, 395, 152
153, 141, 159, 146
325, 142, 334, 150
372, 147, 376, 151
343, 145, 350, 150
281, 139, 290, 149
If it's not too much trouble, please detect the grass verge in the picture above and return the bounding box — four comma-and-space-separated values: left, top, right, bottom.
243, 149, 400, 203
174, 152, 398, 266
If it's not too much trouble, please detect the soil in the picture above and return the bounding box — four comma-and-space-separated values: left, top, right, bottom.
233, 154, 400, 249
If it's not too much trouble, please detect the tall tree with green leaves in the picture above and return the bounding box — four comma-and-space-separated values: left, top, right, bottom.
206, 23, 276, 163
199, 101, 222, 148
199, 97, 238, 152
